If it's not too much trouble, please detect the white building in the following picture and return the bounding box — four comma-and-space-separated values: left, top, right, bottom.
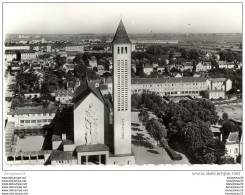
65, 45, 84, 52
206, 78, 232, 92
112, 19, 133, 157
5, 50, 17, 62
7, 107, 57, 128
143, 64, 153, 75
5, 45, 30, 50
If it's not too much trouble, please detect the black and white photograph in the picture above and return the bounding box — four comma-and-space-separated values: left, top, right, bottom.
2, 2, 243, 168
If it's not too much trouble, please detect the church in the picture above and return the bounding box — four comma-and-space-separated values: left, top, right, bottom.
49, 20, 135, 165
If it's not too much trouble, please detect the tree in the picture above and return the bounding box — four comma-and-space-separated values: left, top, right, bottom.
146, 118, 167, 145
184, 120, 214, 154
138, 109, 149, 126
222, 112, 229, 121
218, 156, 235, 164
42, 101, 49, 108
11, 98, 21, 109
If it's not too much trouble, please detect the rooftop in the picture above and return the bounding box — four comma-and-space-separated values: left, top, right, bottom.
50, 150, 77, 161
8, 106, 58, 115
131, 77, 206, 84
76, 144, 109, 153
74, 80, 105, 109
112, 20, 131, 44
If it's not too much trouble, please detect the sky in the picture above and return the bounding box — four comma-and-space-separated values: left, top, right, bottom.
3, 3, 242, 34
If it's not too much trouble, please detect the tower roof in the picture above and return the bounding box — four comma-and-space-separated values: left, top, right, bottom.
112, 20, 131, 44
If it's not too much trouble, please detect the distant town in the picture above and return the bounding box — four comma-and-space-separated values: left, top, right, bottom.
4, 27, 242, 165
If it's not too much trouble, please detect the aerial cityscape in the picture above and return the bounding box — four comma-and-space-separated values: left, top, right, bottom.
4, 3, 242, 166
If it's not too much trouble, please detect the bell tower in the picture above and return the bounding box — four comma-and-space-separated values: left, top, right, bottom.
112, 20, 132, 155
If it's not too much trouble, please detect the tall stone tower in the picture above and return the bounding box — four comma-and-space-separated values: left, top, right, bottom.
112, 20, 132, 155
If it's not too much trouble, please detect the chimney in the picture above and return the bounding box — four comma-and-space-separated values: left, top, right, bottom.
62, 134, 66, 140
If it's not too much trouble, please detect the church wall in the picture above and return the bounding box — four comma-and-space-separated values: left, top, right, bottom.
74, 93, 105, 146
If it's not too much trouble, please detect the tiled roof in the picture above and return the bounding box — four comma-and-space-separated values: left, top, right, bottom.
50, 150, 77, 161
99, 84, 108, 90
74, 80, 104, 109
76, 144, 109, 153
112, 20, 131, 44
105, 77, 112, 84
55, 89, 74, 97
226, 132, 239, 144
98, 65, 104, 70
203, 62, 211, 66
5, 50, 16, 54
131, 77, 206, 84
209, 78, 226, 82
144, 64, 153, 69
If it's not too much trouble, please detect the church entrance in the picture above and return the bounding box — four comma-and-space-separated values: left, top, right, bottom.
80, 154, 106, 165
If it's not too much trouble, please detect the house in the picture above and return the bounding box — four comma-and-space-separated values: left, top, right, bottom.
67, 80, 80, 91
183, 61, 193, 71
174, 73, 182, 77
5, 50, 17, 62
97, 65, 105, 75
10, 63, 21, 72
152, 63, 159, 68
89, 56, 97, 68
104, 77, 113, 94
217, 61, 228, 69
21, 51, 37, 61
31, 63, 42, 70
196, 62, 207, 72
99, 84, 109, 95
206, 78, 232, 91
63, 63, 75, 73
55, 89, 74, 104
214, 54, 220, 60
143, 64, 153, 75
203, 62, 212, 70
131, 63, 136, 73
7, 106, 57, 128
225, 131, 242, 160
65, 45, 84, 52
131, 77, 207, 97
227, 62, 235, 69
157, 65, 165, 72
207, 90, 225, 99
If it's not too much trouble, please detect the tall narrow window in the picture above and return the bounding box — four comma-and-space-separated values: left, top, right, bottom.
121, 47, 124, 54
125, 47, 127, 53
118, 47, 120, 54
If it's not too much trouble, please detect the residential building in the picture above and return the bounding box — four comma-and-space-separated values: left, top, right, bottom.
5, 46, 30, 50
131, 77, 207, 97
203, 62, 212, 70
98, 65, 105, 75
5, 50, 17, 62
21, 51, 37, 61
196, 62, 207, 72
65, 45, 84, 52
55, 89, 74, 104
63, 63, 75, 73
206, 78, 232, 92
225, 131, 242, 160
207, 90, 225, 99
143, 64, 153, 75
104, 77, 113, 94
7, 106, 57, 128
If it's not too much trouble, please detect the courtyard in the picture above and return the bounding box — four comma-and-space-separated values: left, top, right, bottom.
131, 112, 191, 165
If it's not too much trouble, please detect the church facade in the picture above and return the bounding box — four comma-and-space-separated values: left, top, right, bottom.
49, 20, 135, 165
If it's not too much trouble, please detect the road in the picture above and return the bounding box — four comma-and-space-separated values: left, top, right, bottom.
4, 72, 15, 120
